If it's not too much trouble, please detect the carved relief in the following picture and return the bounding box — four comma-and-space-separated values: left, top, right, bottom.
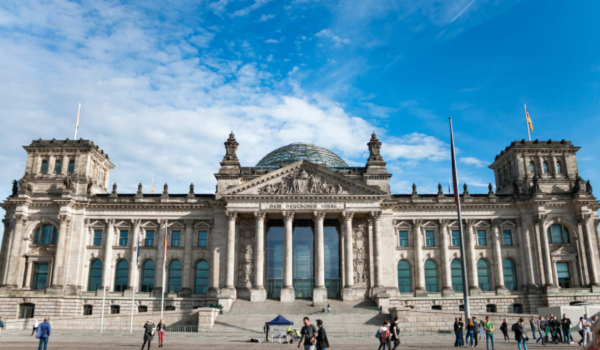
352, 218, 370, 287
258, 168, 346, 195
236, 218, 255, 288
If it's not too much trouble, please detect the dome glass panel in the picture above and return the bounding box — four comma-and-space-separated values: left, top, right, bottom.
256, 142, 348, 168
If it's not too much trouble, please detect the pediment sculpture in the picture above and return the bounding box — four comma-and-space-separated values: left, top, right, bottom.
26, 246, 54, 257
551, 245, 577, 256
258, 169, 346, 195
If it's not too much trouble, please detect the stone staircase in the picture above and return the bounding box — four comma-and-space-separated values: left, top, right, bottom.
209, 299, 389, 338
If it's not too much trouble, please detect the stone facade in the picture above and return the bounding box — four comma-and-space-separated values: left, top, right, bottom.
0, 135, 599, 321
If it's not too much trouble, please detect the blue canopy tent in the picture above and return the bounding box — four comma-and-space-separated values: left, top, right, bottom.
265, 315, 293, 326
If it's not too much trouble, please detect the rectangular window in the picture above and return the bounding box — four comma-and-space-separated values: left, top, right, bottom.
171, 230, 181, 247
83, 305, 93, 316
119, 230, 128, 246
198, 231, 208, 247
145, 230, 155, 247
451, 230, 461, 246
33, 263, 49, 290
425, 230, 435, 247
93, 230, 102, 246
556, 262, 571, 288
502, 229, 513, 245
477, 230, 487, 246
398, 231, 409, 247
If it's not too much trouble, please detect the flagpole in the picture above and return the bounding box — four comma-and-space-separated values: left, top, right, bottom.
161, 263, 165, 320
524, 104, 531, 141
100, 263, 107, 333
130, 240, 138, 333
449, 118, 471, 322
74, 103, 81, 139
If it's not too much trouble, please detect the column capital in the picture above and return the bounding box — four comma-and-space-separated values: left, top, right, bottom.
157, 219, 168, 228
105, 218, 116, 228
58, 215, 71, 224
578, 214, 593, 226
464, 219, 475, 228
313, 211, 326, 221
183, 219, 194, 227
342, 211, 354, 221
439, 219, 449, 228
3, 217, 11, 229
491, 218, 502, 228
534, 214, 548, 226
131, 219, 142, 227
254, 210, 267, 220
14, 214, 28, 225
369, 211, 382, 221
412, 219, 423, 228
226, 211, 238, 221
282, 211, 294, 222
594, 219, 600, 228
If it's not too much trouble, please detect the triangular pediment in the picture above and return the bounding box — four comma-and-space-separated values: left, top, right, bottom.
221, 161, 386, 197
551, 245, 577, 256
25, 246, 55, 257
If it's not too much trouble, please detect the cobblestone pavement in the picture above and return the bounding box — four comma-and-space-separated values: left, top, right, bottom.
0, 333, 581, 350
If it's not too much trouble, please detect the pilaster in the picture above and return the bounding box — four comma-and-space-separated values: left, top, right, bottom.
250, 211, 267, 302
281, 211, 295, 302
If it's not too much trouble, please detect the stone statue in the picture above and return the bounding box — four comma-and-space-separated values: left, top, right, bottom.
532, 173, 540, 192
189, 183, 195, 195
112, 183, 117, 194
163, 183, 169, 195
463, 183, 469, 195
223, 131, 239, 162
367, 132, 384, 162
11, 180, 18, 197
258, 168, 346, 195
63, 176, 73, 190
137, 183, 143, 194
489, 183, 495, 195
586, 180, 593, 195
438, 183, 443, 195
412, 183, 418, 196
87, 181, 93, 195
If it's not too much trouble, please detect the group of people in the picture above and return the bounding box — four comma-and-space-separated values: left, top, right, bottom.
141, 319, 167, 349
453, 316, 498, 350
27, 317, 52, 350
297, 317, 329, 350
376, 316, 401, 350
530, 313, 599, 347
309, 302, 332, 315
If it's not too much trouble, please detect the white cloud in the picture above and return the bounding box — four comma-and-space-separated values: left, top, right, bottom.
265, 38, 278, 44
315, 29, 350, 46
188, 30, 216, 48
383, 133, 449, 162
259, 14, 275, 22
232, 0, 274, 17
460, 157, 487, 168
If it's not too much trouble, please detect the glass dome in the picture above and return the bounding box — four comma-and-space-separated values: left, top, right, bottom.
256, 142, 348, 168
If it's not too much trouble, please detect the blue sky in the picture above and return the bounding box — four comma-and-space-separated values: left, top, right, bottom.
1, 0, 599, 241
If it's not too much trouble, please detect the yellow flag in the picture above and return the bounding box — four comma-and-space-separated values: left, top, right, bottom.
524, 104, 533, 132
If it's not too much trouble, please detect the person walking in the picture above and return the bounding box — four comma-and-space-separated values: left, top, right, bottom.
466, 318, 475, 347
315, 319, 329, 350
536, 316, 548, 345
0, 316, 4, 337
585, 320, 600, 350
298, 317, 318, 350
473, 317, 480, 347
579, 317, 586, 346
391, 316, 401, 350
530, 317, 537, 340
501, 319, 510, 342
479, 317, 486, 343
455, 318, 462, 347
377, 321, 391, 350
141, 320, 155, 350
483, 316, 495, 350
583, 315, 593, 347
561, 314, 572, 344
157, 319, 166, 348
327, 304, 331, 315
35, 317, 51, 350
31, 319, 39, 336
516, 318, 528, 350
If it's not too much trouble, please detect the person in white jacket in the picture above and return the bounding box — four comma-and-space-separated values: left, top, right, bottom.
31, 320, 38, 336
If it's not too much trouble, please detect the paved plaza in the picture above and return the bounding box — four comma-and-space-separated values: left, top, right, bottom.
0, 332, 582, 350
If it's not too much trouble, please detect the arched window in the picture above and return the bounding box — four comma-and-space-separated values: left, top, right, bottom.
397, 260, 412, 292
114, 259, 129, 292
40, 159, 48, 174
168, 260, 182, 293
503, 259, 518, 291
424, 259, 439, 292
529, 161, 535, 174
88, 259, 103, 291
141, 260, 155, 292
451, 260, 464, 292
68, 160, 75, 174
54, 159, 62, 174
543, 162, 549, 173
477, 259, 492, 291
194, 260, 210, 294
556, 161, 562, 174
547, 224, 570, 244
33, 225, 58, 245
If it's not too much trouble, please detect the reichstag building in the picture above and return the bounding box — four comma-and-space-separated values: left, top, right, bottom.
0, 132, 599, 319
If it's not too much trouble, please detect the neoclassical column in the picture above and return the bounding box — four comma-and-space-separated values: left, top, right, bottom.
465, 220, 480, 294
413, 219, 426, 295
491, 220, 507, 294
370, 211, 384, 291
595, 220, 600, 265
535, 215, 556, 291
251, 211, 267, 302
7, 215, 28, 288
61, 156, 69, 175
225, 211, 237, 291
208, 247, 220, 297
343, 211, 354, 289
439, 220, 453, 295
281, 211, 295, 302
313, 211, 327, 302
580, 215, 600, 290
516, 220, 535, 288
50, 214, 71, 288
0, 218, 14, 286
127, 219, 141, 293
24, 260, 34, 289
181, 219, 194, 296
102, 219, 115, 291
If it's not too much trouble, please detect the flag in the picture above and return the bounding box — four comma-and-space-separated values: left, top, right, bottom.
524, 104, 534, 133
450, 122, 460, 206
74, 103, 81, 139
151, 178, 155, 194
